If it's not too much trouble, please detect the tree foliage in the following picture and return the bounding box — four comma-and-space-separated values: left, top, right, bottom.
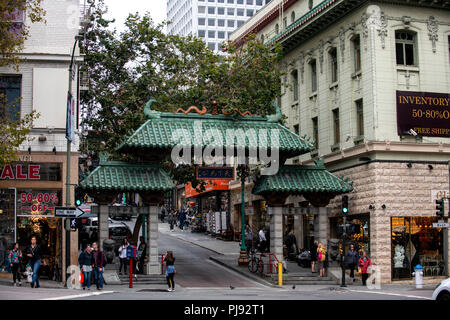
0, 0, 43, 166
0, 0, 46, 69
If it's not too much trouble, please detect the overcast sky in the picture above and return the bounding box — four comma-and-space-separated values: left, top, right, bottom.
103, 0, 167, 32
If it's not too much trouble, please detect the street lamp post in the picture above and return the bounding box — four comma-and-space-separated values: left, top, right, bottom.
237, 165, 249, 266
65, 35, 82, 284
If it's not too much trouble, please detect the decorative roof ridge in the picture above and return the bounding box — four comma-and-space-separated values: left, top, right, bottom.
95, 161, 165, 168
142, 97, 283, 123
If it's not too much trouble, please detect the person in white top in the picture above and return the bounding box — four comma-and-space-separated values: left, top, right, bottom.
118, 238, 129, 275
258, 226, 267, 253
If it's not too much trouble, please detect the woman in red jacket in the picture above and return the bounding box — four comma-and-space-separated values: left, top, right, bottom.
358, 251, 372, 286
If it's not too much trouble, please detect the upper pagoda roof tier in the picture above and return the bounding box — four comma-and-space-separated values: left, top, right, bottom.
116, 99, 315, 159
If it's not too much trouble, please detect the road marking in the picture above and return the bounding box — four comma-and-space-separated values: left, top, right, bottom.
346, 289, 432, 300
40, 290, 115, 300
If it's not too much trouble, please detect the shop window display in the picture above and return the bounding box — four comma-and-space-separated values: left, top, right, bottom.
391, 217, 446, 280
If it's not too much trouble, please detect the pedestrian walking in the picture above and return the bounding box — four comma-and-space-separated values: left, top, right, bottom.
8, 243, 22, 286
25, 236, 42, 288
310, 240, 318, 273
245, 224, 253, 257
164, 251, 176, 292
160, 205, 166, 223
258, 226, 267, 253
137, 236, 147, 274
345, 244, 359, 282
91, 242, 104, 290
317, 242, 327, 277
78, 244, 93, 290
178, 209, 186, 231
118, 238, 129, 275
168, 210, 175, 231
358, 251, 372, 286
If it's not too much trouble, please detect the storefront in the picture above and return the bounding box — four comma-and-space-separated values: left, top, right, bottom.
330, 213, 371, 256
391, 216, 446, 280
0, 159, 66, 280
185, 181, 231, 236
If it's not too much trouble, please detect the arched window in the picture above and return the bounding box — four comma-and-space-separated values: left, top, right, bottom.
309, 0, 313, 10
291, 70, 299, 101
261, 34, 265, 43
395, 30, 417, 66
275, 23, 279, 34
291, 11, 295, 23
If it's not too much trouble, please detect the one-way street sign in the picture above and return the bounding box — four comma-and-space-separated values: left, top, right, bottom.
55, 206, 84, 218
432, 222, 449, 228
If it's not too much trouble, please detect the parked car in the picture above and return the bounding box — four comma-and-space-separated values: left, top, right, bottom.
109, 203, 132, 221
80, 217, 132, 252
432, 277, 450, 302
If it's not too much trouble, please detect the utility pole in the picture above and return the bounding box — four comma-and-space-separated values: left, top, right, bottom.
341, 195, 349, 287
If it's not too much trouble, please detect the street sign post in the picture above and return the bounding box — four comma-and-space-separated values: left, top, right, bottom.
126, 245, 137, 288
55, 206, 84, 218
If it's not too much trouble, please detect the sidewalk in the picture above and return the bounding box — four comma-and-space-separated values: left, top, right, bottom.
159, 222, 440, 296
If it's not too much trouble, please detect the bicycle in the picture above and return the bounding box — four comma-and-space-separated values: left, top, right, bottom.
247, 249, 264, 274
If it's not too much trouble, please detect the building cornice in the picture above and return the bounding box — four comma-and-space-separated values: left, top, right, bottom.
302, 140, 450, 166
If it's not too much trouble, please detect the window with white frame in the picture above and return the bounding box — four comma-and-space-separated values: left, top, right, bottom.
310, 59, 317, 93
395, 30, 417, 66
291, 70, 299, 102
352, 35, 361, 73
329, 47, 338, 83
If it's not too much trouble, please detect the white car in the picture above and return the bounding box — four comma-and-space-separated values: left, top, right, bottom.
432, 277, 450, 302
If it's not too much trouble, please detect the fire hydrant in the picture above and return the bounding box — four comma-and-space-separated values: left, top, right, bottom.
412, 264, 424, 289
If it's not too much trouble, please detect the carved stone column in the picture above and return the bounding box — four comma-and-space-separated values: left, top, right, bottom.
86, 190, 116, 251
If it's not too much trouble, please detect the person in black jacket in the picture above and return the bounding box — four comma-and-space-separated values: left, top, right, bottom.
344, 244, 359, 282
25, 236, 42, 288
310, 240, 318, 273
78, 245, 93, 290
137, 236, 147, 274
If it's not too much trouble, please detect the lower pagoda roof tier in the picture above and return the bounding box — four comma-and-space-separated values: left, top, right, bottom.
79, 161, 175, 192
116, 99, 315, 158
252, 161, 353, 196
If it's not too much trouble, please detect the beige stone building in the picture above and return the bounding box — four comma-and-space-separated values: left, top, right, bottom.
230, 0, 450, 283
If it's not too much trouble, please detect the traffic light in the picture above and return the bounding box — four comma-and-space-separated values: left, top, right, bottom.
75, 187, 83, 206
342, 195, 349, 215
435, 198, 444, 217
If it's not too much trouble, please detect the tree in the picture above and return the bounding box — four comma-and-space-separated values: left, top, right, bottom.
80, 0, 283, 160
0, 0, 44, 166
0, 0, 46, 69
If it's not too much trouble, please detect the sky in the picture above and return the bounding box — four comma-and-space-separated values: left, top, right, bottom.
103, 0, 167, 32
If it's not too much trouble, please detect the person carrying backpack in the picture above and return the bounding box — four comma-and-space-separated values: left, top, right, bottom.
9, 242, 23, 286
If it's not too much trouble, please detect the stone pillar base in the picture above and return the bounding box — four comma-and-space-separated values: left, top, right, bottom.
238, 250, 249, 266
146, 263, 161, 275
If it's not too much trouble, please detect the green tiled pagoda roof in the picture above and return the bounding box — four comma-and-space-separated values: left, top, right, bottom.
79, 161, 175, 191
116, 100, 314, 156
252, 161, 353, 195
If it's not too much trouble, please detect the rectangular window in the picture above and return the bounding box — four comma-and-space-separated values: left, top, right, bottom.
291, 70, 299, 101
208, 18, 215, 26
237, 20, 244, 28
198, 18, 206, 25
356, 99, 364, 136
0, 75, 22, 122
312, 117, 318, 150
227, 8, 234, 15
237, 9, 244, 17
198, 6, 206, 13
353, 36, 361, 73
218, 7, 225, 15
218, 31, 225, 39
198, 30, 206, 38
208, 42, 216, 51
247, 0, 253, 4
218, 0, 224, 2
329, 48, 338, 83
256, 0, 263, 5
332, 108, 340, 144
228, 0, 234, 3
310, 60, 317, 93
247, 9, 254, 17
237, 0, 244, 4
227, 20, 234, 27
208, 30, 215, 38
218, 19, 225, 27
209, 7, 216, 14
395, 31, 416, 66
294, 124, 299, 135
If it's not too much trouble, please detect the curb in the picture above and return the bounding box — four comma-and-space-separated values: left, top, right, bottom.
208, 256, 281, 289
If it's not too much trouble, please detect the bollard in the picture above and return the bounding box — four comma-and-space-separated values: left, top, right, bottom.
278, 261, 283, 286
129, 258, 133, 288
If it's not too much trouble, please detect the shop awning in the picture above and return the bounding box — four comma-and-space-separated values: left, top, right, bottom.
252, 161, 353, 196
79, 161, 175, 191
185, 180, 230, 198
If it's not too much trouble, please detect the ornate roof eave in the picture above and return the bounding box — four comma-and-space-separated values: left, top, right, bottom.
266, 0, 365, 53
